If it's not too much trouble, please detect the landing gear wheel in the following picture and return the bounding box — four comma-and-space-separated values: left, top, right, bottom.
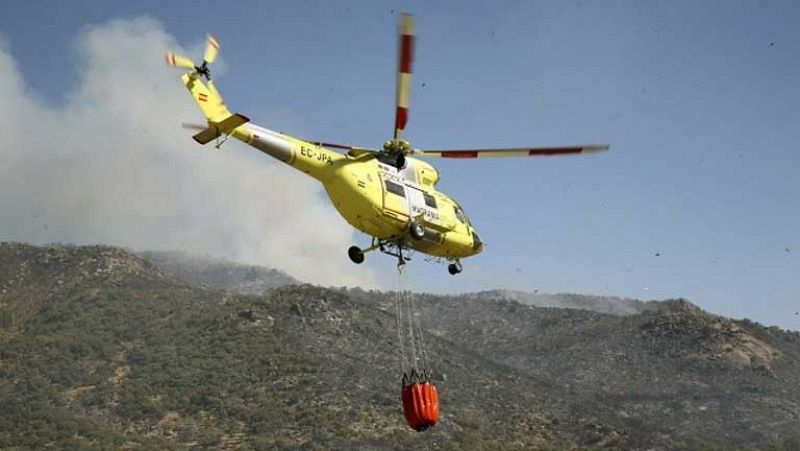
410, 221, 426, 240
348, 246, 365, 264
448, 262, 463, 275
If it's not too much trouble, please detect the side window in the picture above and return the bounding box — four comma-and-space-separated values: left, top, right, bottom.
385, 180, 405, 197
423, 193, 437, 209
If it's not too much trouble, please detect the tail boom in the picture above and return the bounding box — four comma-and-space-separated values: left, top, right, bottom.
179, 73, 344, 181
238, 124, 345, 181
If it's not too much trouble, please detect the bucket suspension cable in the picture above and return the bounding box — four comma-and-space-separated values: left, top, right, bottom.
405, 288, 419, 374
394, 246, 440, 431
394, 260, 431, 382
395, 271, 407, 373
411, 291, 430, 376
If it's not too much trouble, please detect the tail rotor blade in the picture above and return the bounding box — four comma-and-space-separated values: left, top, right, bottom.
165, 52, 196, 70
203, 34, 220, 64
394, 13, 415, 141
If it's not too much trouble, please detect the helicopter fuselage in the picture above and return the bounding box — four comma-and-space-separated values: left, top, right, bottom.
229, 122, 483, 260
170, 23, 605, 273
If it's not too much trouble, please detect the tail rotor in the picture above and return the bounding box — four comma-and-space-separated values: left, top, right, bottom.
165, 34, 220, 80
202, 34, 219, 65
164, 52, 196, 70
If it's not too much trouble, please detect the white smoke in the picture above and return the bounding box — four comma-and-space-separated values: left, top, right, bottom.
0, 17, 376, 287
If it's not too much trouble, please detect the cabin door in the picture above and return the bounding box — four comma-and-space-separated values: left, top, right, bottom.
406, 185, 441, 226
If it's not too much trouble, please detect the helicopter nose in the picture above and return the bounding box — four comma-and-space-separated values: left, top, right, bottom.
471, 231, 483, 253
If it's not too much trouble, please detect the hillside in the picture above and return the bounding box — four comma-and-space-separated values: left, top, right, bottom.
1, 242, 799, 450
401, 293, 800, 448
464, 290, 653, 315
135, 252, 653, 317
138, 251, 296, 295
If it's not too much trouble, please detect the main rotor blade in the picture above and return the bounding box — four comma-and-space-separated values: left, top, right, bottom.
393, 13, 415, 141
413, 144, 609, 158
165, 52, 196, 70
203, 34, 219, 64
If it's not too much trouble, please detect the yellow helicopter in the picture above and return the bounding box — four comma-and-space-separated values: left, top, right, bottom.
166, 15, 608, 275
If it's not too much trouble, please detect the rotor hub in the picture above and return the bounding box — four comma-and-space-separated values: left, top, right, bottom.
195, 61, 211, 80
384, 139, 412, 154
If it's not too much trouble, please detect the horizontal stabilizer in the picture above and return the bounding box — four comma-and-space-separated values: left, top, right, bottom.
216, 113, 249, 133
192, 127, 220, 145
190, 113, 250, 145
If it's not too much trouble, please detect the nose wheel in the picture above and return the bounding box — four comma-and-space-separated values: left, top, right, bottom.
409, 220, 426, 240
448, 261, 463, 275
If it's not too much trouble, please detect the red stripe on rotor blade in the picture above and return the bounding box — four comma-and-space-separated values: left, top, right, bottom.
399, 35, 414, 74
395, 107, 408, 131
528, 147, 582, 156
441, 151, 479, 158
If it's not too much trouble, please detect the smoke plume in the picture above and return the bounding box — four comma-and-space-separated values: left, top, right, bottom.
0, 18, 376, 287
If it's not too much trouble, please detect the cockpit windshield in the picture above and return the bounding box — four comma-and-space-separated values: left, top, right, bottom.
453, 205, 469, 225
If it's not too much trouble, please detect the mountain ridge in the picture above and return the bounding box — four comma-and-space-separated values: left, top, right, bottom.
463, 289, 656, 316
1, 242, 799, 450
138, 250, 297, 295
135, 251, 662, 317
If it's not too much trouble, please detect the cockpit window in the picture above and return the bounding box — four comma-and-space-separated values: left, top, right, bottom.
454, 205, 468, 224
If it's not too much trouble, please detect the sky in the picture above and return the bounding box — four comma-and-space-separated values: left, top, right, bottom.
1, 1, 798, 330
